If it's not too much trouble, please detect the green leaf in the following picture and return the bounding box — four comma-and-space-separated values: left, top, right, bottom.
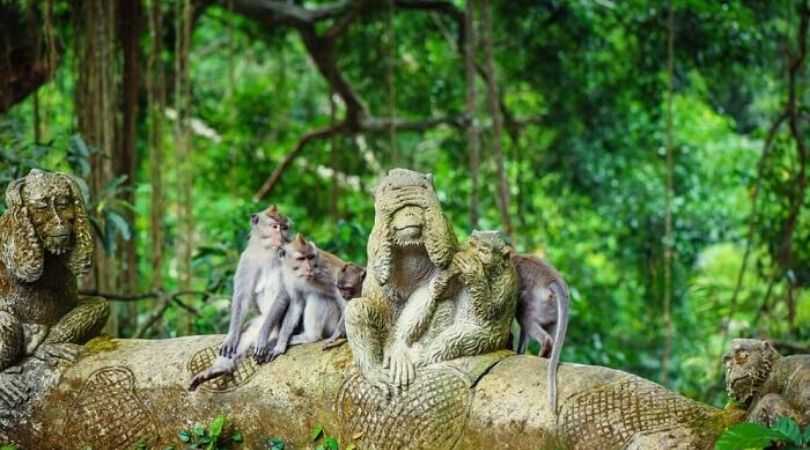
773, 416, 802, 444
266, 437, 285, 450
106, 211, 132, 241
207, 415, 226, 440
192, 423, 206, 437
345, 445, 356, 450
323, 436, 339, 450
310, 425, 324, 442
179, 431, 192, 443
802, 424, 810, 445
231, 431, 243, 443
714, 422, 785, 450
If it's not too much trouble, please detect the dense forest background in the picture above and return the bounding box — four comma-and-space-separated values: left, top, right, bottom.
0, 0, 808, 407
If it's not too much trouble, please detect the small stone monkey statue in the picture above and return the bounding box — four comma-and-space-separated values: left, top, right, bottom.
0, 170, 110, 406
724, 339, 809, 427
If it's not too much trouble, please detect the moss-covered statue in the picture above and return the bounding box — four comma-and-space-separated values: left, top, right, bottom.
0, 170, 109, 411
345, 169, 518, 392
724, 338, 810, 427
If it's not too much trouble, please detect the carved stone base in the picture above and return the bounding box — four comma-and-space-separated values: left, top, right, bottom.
2, 337, 727, 450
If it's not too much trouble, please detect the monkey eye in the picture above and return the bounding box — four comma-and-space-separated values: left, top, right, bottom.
272, 224, 279, 229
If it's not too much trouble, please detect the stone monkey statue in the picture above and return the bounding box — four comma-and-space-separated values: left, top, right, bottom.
724, 339, 809, 427
188, 205, 291, 391
407, 230, 518, 365
346, 169, 519, 394
252, 234, 348, 363
511, 252, 570, 414
345, 169, 457, 392
0, 170, 109, 406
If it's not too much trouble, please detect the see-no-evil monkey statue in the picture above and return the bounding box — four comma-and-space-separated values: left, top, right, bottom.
344, 169, 518, 393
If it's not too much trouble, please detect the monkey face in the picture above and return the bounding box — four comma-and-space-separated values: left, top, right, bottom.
286, 235, 319, 281
723, 339, 778, 406
23, 177, 76, 256
338, 263, 366, 300
391, 205, 426, 247
251, 206, 290, 248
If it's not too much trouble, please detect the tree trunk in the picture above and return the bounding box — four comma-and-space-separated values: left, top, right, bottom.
479, 0, 512, 239
175, 0, 195, 335
2, 337, 730, 450
465, 0, 480, 230
75, 0, 119, 336
117, 0, 144, 335
147, 0, 166, 294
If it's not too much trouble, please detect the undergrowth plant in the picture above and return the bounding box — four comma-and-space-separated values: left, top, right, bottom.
715, 416, 810, 450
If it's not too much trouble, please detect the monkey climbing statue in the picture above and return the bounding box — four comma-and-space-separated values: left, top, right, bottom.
344, 169, 519, 392
0, 170, 109, 407
724, 338, 810, 427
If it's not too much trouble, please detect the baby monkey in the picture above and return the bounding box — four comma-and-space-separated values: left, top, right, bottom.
253, 235, 349, 362
188, 205, 291, 391
322, 262, 367, 350
512, 252, 570, 414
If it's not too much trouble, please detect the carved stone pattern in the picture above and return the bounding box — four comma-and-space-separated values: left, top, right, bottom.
187, 345, 257, 393
68, 367, 158, 450
560, 379, 711, 450
337, 367, 470, 450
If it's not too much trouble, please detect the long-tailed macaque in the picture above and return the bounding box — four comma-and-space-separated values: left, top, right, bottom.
188, 205, 290, 391
321, 263, 367, 350
512, 253, 570, 414
253, 235, 347, 363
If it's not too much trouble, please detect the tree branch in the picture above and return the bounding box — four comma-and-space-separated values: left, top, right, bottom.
254, 124, 346, 201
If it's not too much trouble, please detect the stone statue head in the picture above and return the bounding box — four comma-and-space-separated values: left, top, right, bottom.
0, 169, 94, 282
724, 339, 780, 406
251, 204, 291, 248
368, 169, 457, 288
468, 230, 512, 271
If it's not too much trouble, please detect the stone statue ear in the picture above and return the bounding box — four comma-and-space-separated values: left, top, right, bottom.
762, 340, 777, 354
1, 179, 44, 282
60, 174, 94, 277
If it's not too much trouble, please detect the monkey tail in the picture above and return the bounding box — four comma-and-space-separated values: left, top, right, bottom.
548, 281, 569, 416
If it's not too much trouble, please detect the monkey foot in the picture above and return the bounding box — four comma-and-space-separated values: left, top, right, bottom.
322, 337, 347, 350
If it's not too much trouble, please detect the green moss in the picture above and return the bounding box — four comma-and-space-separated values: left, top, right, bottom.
83, 336, 119, 354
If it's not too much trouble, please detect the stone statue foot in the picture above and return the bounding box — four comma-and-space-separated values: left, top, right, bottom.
384, 352, 415, 388
22, 324, 48, 356
34, 342, 81, 366
0, 373, 28, 414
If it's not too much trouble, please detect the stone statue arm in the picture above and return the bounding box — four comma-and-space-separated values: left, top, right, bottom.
345, 293, 395, 391
44, 297, 109, 345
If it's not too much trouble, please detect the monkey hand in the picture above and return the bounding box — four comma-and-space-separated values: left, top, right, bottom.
256, 341, 287, 365
220, 332, 241, 358
322, 336, 347, 350
384, 346, 415, 388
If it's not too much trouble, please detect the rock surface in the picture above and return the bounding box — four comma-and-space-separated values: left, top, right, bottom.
2, 335, 731, 450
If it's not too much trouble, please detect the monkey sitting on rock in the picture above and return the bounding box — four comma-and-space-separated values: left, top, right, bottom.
188, 205, 291, 391
252, 235, 354, 363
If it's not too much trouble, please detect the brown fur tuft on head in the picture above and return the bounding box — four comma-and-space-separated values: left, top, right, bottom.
264, 204, 289, 226
0, 171, 94, 282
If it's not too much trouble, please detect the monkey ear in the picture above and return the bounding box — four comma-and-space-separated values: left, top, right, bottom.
251, 214, 259, 225
60, 174, 94, 277
1, 179, 44, 282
